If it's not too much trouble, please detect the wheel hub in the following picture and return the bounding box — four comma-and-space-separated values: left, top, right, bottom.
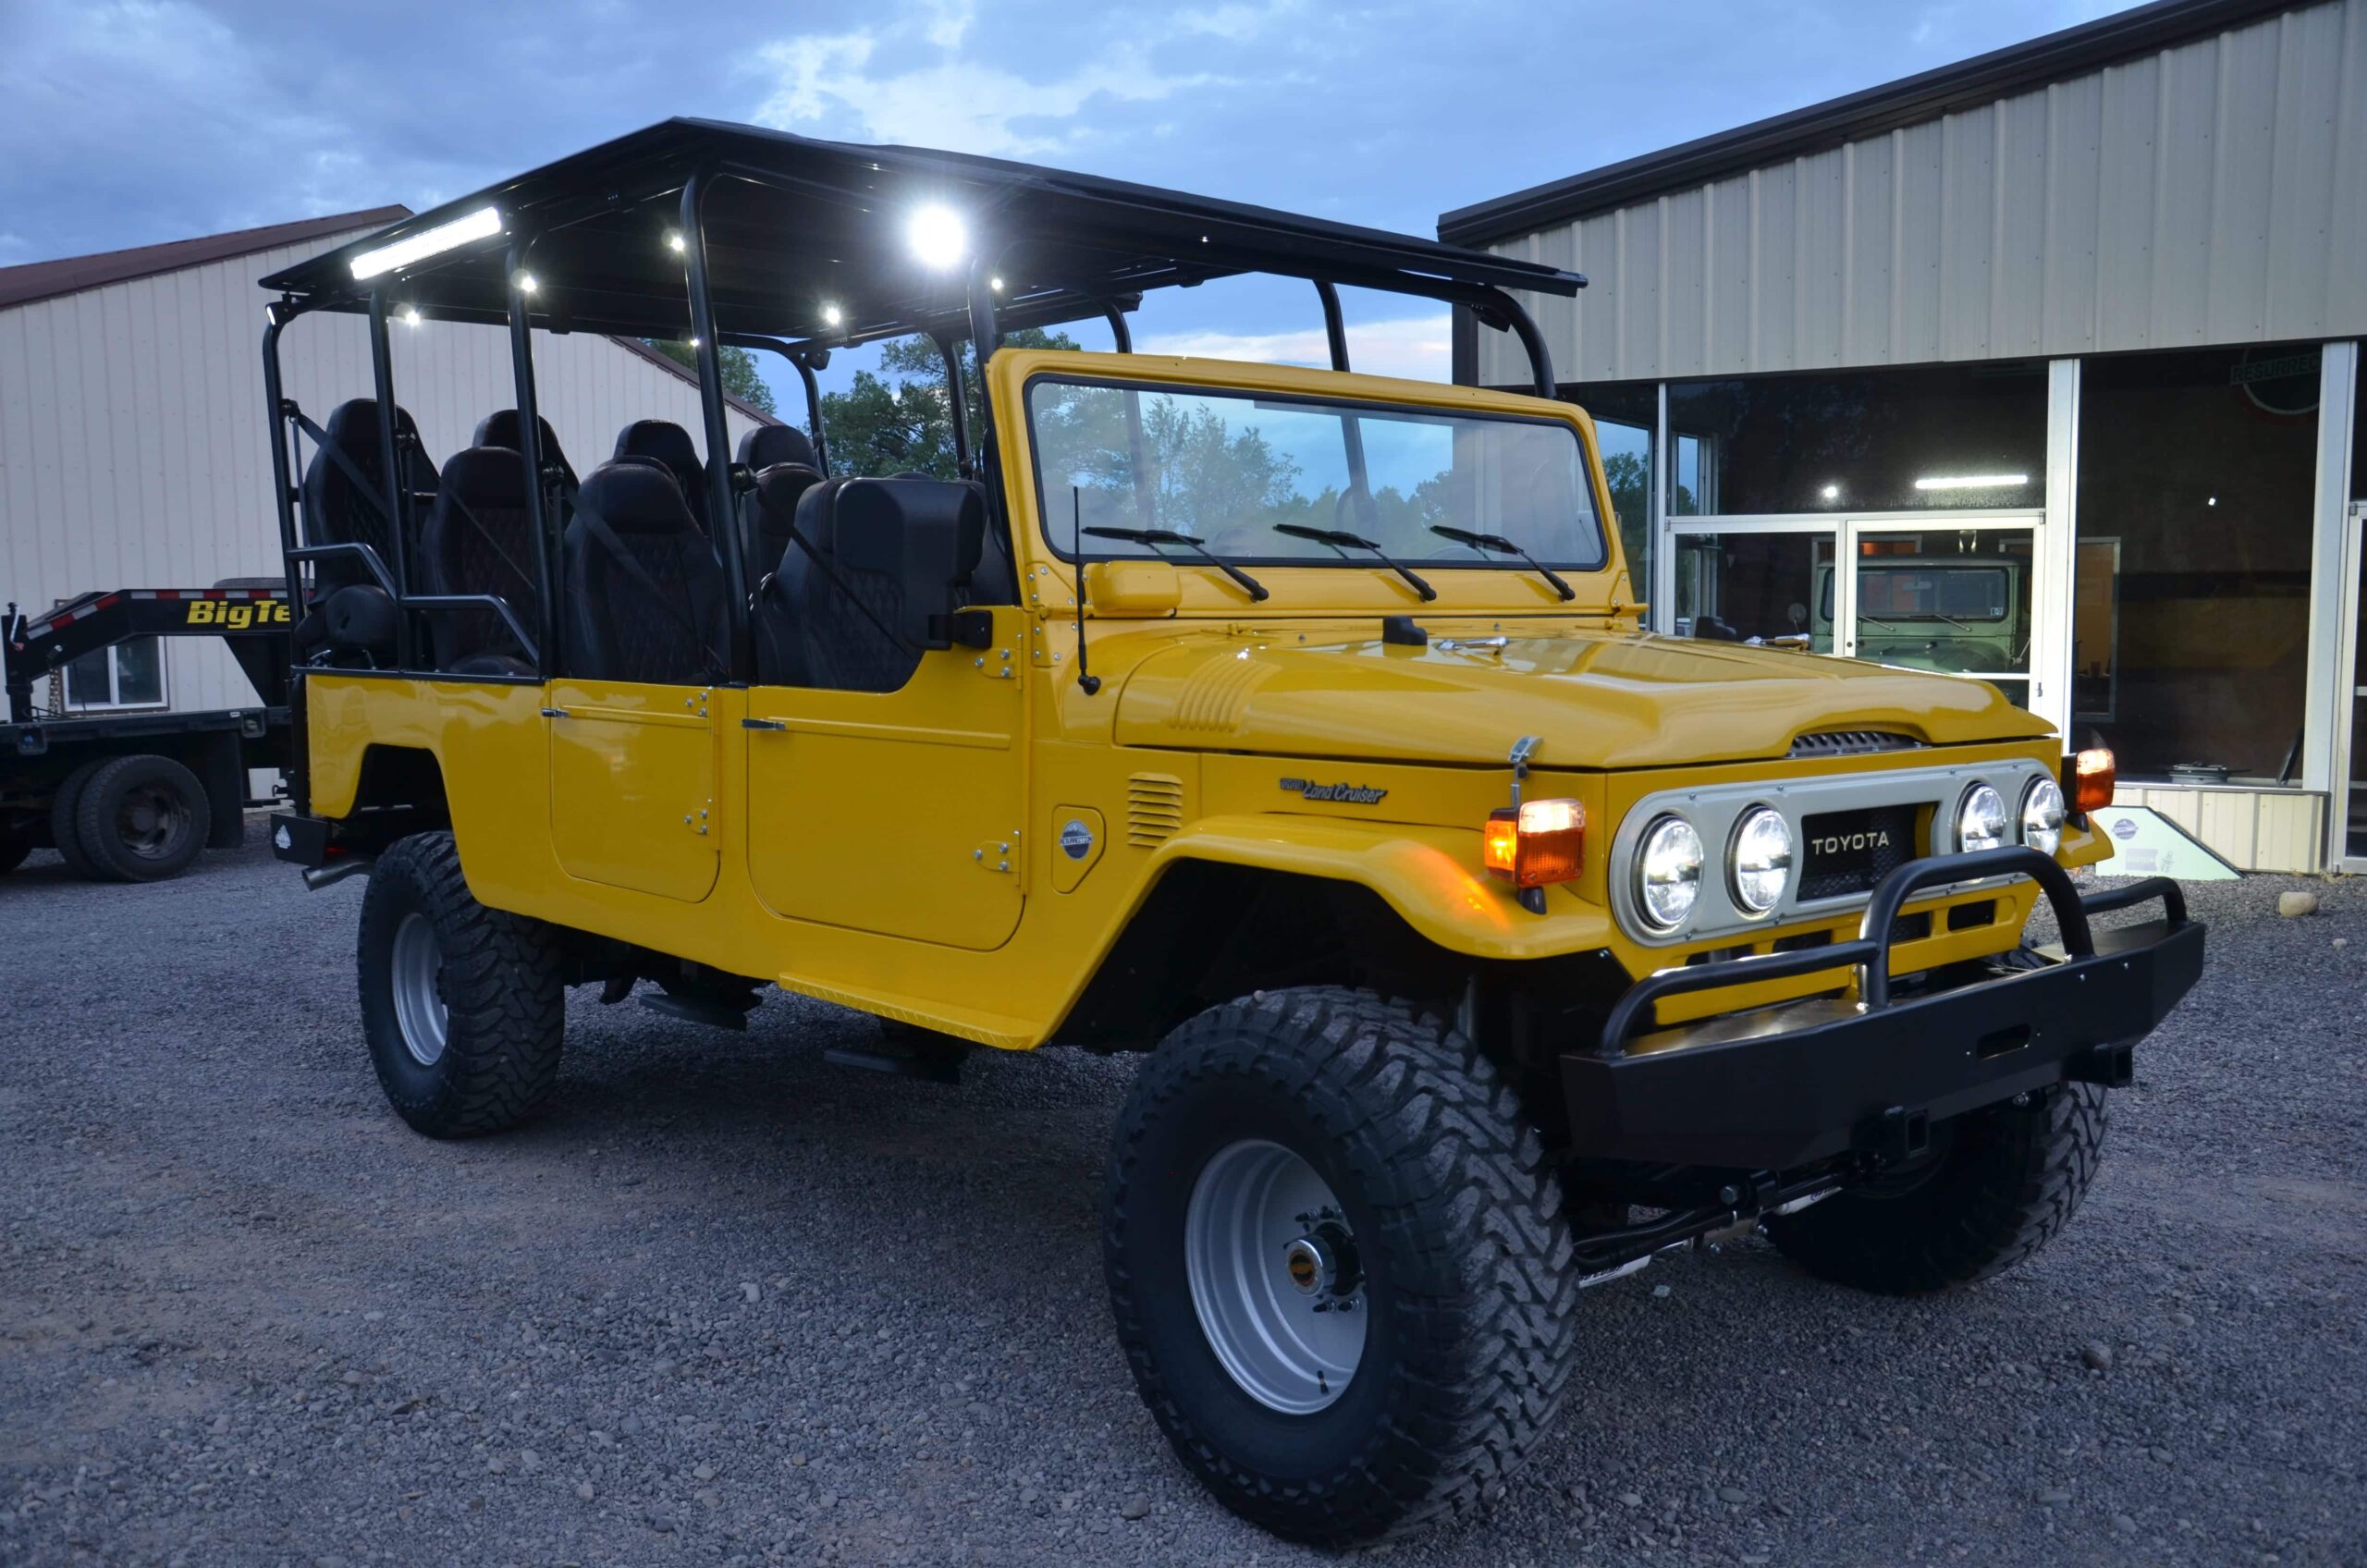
1184, 1140, 1367, 1414
388, 912, 449, 1068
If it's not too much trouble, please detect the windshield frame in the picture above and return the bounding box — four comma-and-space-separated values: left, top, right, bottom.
1019, 372, 1612, 575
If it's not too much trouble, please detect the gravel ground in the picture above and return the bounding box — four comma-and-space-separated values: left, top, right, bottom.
2, 822, 2362, 1567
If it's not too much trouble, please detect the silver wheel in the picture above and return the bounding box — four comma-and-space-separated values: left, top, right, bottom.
1184, 1138, 1366, 1414
389, 912, 448, 1068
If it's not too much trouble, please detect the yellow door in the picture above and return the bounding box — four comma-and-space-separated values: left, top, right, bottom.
548, 680, 720, 902
744, 608, 1026, 950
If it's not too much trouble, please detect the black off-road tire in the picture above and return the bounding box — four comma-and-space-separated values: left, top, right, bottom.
48, 758, 110, 879
1104, 987, 1582, 1545
358, 832, 565, 1138
74, 753, 207, 883
1765, 1083, 2108, 1295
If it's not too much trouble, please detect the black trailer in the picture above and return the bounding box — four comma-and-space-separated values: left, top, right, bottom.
3, 584, 293, 881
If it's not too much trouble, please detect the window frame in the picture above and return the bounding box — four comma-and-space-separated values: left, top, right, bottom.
61, 635, 169, 714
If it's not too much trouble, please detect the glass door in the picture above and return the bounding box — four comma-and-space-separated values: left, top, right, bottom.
1667, 522, 1839, 650
1840, 519, 2040, 712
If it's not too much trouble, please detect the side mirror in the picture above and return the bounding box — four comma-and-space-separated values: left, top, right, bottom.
834, 478, 985, 650
1788, 601, 1808, 630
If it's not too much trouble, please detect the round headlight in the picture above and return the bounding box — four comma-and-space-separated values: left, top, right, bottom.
1956, 783, 2009, 852
1637, 815, 1704, 930
1729, 806, 1793, 915
2019, 777, 2066, 855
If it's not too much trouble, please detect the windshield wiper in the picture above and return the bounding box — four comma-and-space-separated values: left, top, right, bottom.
1083, 526, 1268, 601
1428, 525, 1573, 601
1272, 524, 1435, 602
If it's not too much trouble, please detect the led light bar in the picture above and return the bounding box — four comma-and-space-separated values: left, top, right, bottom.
1911, 473, 2030, 490
349, 206, 502, 281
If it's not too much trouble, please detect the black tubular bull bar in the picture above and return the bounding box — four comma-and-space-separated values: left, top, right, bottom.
1564, 849, 2205, 1170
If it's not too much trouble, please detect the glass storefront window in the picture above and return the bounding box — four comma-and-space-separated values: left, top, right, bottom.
1672, 532, 1834, 649
1846, 529, 2036, 711
2075, 345, 2321, 783
1666, 362, 2048, 516
1564, 380, 1657, 598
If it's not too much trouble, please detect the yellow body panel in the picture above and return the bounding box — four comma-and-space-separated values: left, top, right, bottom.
303, 350, 2113, 1054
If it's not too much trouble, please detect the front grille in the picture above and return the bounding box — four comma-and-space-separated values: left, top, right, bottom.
1797, 804, 1919, 900
1789, 730, 1925, 760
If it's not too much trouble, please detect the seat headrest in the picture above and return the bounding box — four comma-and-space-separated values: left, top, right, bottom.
578, 459, 700, 535
474, 410, 570, 472
615, 420, 703, 473
739, 424, 817, 472
438, 446, 530, 504
323, 398, 423, 461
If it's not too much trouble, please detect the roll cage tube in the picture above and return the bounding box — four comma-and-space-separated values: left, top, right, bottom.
679, 167, 754, 680
505, 236, 560, 670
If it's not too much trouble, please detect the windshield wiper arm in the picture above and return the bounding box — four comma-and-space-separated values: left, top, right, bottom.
1428, 525, 1573, 601
1272, 523, 1435, 602
1083, 525, 1268, 601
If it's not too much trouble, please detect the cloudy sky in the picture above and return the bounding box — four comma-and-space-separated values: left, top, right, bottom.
0, 0, 2128, 401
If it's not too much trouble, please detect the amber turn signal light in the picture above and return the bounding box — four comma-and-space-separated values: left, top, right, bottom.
2067, 747, 2116, 816
1483, 797, 1586, 889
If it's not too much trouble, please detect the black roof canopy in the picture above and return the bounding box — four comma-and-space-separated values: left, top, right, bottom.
261, 118, 1583, 348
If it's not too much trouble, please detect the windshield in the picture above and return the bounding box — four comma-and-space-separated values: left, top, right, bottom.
1838, 564, 2012, 623
1025, 377, 1607, 570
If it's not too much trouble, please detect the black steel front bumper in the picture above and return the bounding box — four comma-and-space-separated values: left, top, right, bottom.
1562, 848, 2205, 1170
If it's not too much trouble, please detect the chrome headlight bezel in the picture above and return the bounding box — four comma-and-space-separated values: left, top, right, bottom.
1956, 782, 2009, 852
1635, 814, 1705, 931
2019, 776, 2067, 855
1727, 804, 1794, 916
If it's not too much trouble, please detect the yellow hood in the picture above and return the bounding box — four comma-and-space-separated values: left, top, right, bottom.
1112, 629, 2051, 768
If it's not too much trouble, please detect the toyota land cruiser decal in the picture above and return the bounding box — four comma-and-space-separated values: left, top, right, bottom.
1280, 778, 1389, 805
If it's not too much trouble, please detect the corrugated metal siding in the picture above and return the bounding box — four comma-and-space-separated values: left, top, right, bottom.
0, 227, 763, 715
1478, 0, 2367, 386
2121, 785, 2326, 872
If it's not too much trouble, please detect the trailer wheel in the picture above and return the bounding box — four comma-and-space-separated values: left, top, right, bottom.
48, 758, 111, 878
358, 831, 565, 1138
71, 753, 207, 883
1104, 987, 1582, 1544
1764, 1083, 2108, 1294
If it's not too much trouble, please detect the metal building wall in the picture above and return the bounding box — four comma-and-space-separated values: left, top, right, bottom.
1476, 0, 2367, 386
0, 227, 766, 716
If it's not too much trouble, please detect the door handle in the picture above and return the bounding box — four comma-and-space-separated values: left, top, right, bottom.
540, 706, 568, 718
742, 717, 787, 730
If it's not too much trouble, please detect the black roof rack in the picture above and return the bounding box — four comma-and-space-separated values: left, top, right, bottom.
260, 118, 1584, 348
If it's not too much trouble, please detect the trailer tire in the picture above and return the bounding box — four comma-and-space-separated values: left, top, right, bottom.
1764, 1083, 2108, 1295
73, 753, 207, 883
1104, 987, 1582, 1545
48, 758, 111, 878
358, 831, 564, 1139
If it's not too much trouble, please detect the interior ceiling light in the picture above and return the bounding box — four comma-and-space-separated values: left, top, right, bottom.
515, 272, 539, 295
350, 206, 501, 281
667, 231, 687, 253
1912, 473, 2029, 490
907, 204, 969, 270
399, 306, 423, 326
821, 303, 843, 326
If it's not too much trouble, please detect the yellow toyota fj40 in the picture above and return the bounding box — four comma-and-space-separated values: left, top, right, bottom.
257, 121, 2202, 1544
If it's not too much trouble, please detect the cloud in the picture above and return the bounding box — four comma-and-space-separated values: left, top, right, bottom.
1134, 313, 1453, 384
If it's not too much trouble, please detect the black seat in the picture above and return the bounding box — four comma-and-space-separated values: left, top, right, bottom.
421, 446, 538, 673
738, 423, 818, 474
561, 460, 730, 684
736, 428, 827, 602
754, 477, 984, 692
613, 420, 711, 533
474, 409, 578, 491
297, 398, 438, 664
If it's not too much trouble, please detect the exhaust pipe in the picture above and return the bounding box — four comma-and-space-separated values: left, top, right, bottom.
301, 856, 374, 891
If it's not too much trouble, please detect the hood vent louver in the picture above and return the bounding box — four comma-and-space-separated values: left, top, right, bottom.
1126, 773, 1185, 846
1789, 729, 1926, 760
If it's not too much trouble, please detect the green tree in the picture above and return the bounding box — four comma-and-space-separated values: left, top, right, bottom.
821, 328, 1079, 479
642, 339, 779, 417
